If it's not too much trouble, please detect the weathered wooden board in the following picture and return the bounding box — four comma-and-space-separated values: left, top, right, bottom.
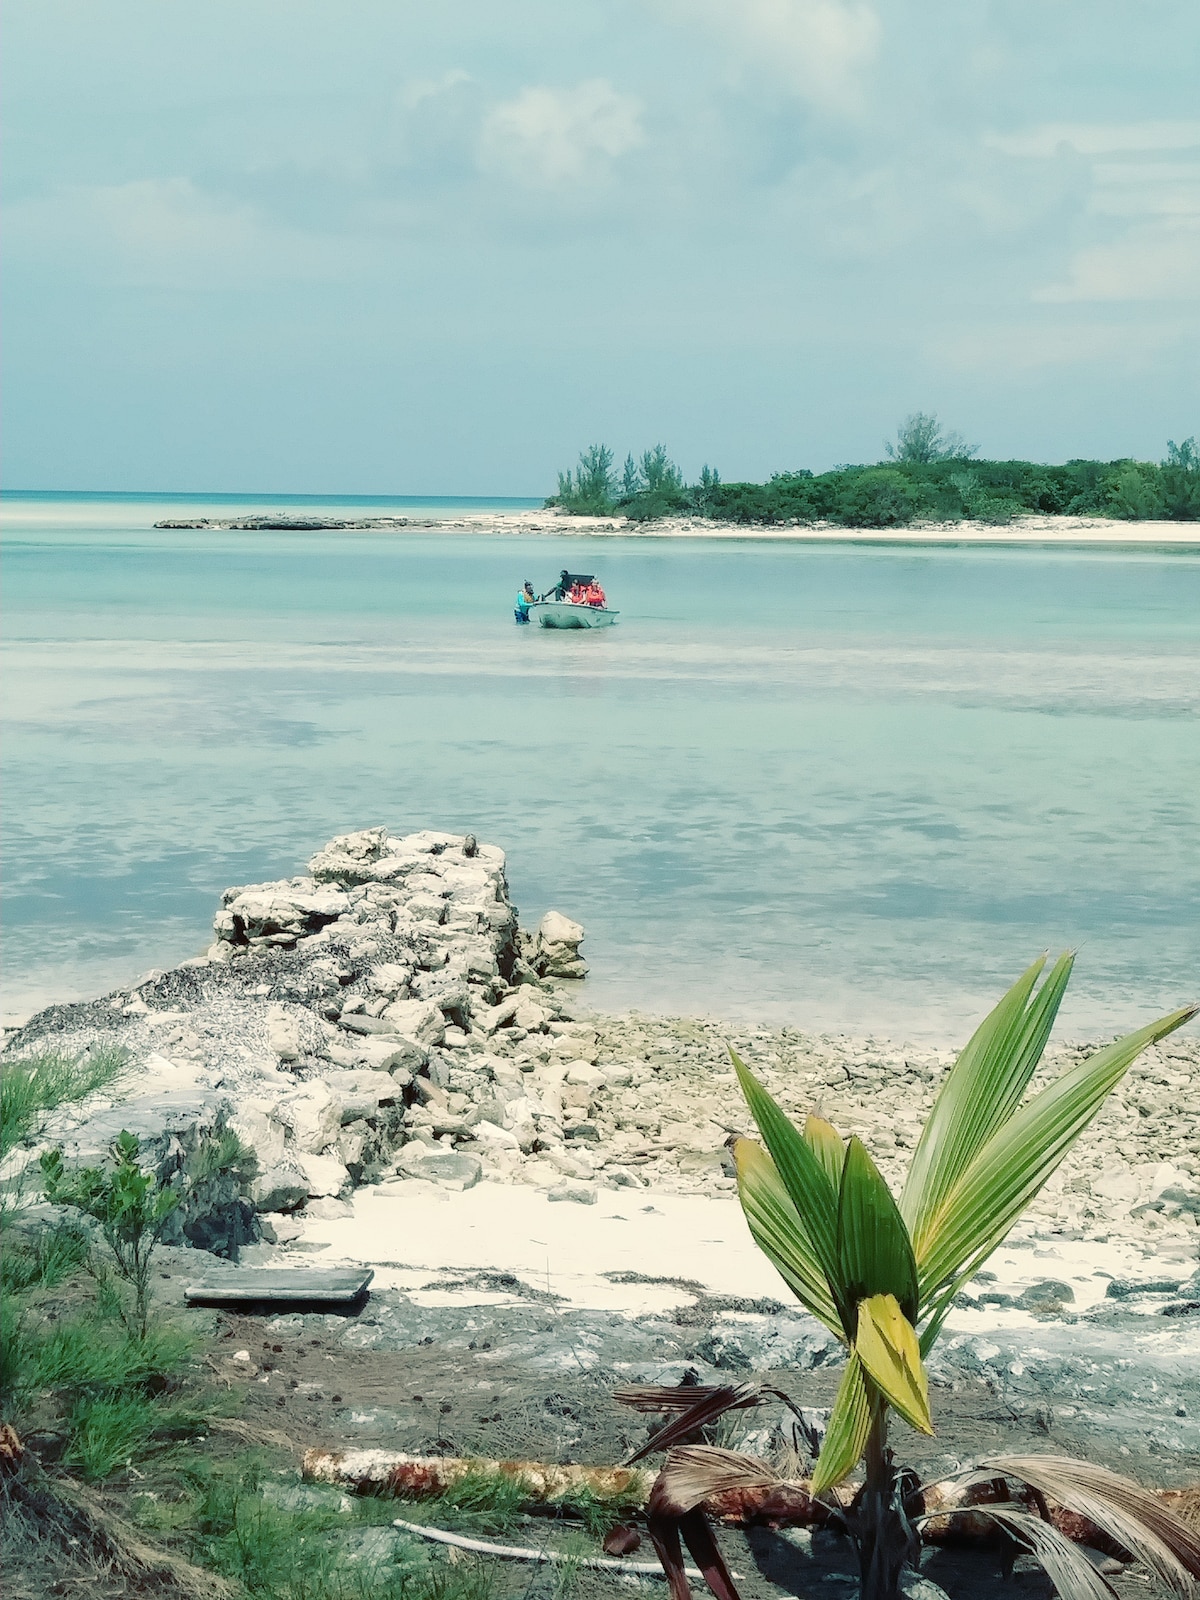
185, 1266, 374, 1304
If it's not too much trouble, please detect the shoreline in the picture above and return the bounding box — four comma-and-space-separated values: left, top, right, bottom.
151, 507, 1200, 547
3, 824, 1198, 1490
5, 825, 1197, 1282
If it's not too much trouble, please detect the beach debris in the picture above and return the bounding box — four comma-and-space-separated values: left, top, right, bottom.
300, 1439, 1200, 1562
303, 1447, 654, 1505
185, 1265, 373, 1305
389, 1518, 709, 1578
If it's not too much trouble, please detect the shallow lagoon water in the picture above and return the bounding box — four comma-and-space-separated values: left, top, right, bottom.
2, 493, 1198, 1041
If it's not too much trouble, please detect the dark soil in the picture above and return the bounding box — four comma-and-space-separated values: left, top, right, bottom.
8, 1244, 1199, 1600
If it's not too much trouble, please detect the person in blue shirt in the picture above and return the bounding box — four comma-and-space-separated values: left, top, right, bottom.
514, 580, 536, 623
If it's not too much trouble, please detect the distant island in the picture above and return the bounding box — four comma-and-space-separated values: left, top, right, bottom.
548, 415, 1200, 529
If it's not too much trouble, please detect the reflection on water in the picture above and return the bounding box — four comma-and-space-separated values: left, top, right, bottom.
2, 498, 1198, 1041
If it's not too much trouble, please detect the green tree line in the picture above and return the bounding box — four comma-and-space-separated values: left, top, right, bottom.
547, 415, 1200, 527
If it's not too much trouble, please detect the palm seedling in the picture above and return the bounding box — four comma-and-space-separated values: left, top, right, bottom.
635, 955, 1200, 1600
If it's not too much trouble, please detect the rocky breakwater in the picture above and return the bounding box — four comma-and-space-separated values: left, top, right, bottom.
1, 826, 592, 1250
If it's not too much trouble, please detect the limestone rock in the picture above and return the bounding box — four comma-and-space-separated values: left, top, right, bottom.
395, 1145, 482, 1190
547, 1180, 597, 1204
381, 999, 446, 1047
273, 1080, 341, 1155
252, 1160, 311, 1213
295, 1150, 351, 1198
530, 911, 588, 979
216, 882, 350, 945
267, 1004, 302, 1063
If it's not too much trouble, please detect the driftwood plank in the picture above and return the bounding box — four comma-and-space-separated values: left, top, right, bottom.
185, 1266, 374, 1304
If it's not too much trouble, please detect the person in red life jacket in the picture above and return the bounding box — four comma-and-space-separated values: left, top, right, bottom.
585, 581, 606, 608
568, 582, 586, 604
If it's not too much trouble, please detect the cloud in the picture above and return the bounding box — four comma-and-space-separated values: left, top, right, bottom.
5, 177, 356, 290
1035, 219, 1200, 303
478, 79, 643, 186
655, 0, 880, 116
936, 320, 1184, 375
986, 121, 1200, 159
986, 119, 1200, 305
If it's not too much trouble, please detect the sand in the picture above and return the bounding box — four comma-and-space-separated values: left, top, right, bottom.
414, 509, 1200, 546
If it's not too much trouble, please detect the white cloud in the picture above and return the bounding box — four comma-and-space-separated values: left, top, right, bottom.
1088, 162, 1200, 218
936, 321, 1183, 375
655, 0, 880, 116
1035, 219, 1200, 304
478, 80, 643, 187
987, 119, 1200, 305
5, 178, 356, 291
987, 121, 1200, 159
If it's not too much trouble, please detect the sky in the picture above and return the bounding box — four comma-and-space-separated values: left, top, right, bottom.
3, 0, 1199, 494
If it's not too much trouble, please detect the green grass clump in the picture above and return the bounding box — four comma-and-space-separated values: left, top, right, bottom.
547, 1484, 643, 1538
186, 1127, 259, 1185
394, 1468, 529, 1536
390, 1466, 644, 1538
180, 1460, 493, 1600
64, 1391, 204, 1481
1, 1218, 90, 1295
29, 1318, 193, 1393
0, 1045, 128, 1163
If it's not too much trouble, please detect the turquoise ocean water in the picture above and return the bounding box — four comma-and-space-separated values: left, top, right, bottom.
3, 492, 1198, 1042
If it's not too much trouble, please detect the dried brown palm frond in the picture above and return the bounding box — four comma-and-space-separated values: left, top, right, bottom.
964, 1504, 1117, 1600
1163, 1488, 1200, 1532
630, 1382, 771, 1465
647, 1507, 741, 1600
649, 1447, 783, 1518
980, 1456, 1200, 1597
613, 1382, 770, 1414
622, 1382, 788, 1465
3, 1461, 232, 1600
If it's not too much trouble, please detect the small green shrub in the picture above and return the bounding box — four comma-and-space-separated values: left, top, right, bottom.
1108, 463, 1165, 520
833, 468, 923, 528
1160, 436, 1200, 520
186, 1128, 258, 1186
41, 1130, 181, 1339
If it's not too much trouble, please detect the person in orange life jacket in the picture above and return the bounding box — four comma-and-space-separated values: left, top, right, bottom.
585, 581, 606, 607
514, 580, 535, 623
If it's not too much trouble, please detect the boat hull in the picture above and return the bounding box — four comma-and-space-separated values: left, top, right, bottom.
529, 602, 619, 629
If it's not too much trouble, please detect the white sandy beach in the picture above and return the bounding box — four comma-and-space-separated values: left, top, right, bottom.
298, 1175, 1196, 1329
417, 509, 1200, 546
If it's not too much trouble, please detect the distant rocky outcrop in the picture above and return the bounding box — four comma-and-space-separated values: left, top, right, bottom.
154, 516, 416, 531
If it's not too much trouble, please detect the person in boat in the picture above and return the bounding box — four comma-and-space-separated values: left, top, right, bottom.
585, 580, 606, 608
514, 580, 535, 624
556, 569, 572, 601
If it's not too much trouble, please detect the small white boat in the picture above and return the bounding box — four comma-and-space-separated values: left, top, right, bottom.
528, 600, 619, 629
